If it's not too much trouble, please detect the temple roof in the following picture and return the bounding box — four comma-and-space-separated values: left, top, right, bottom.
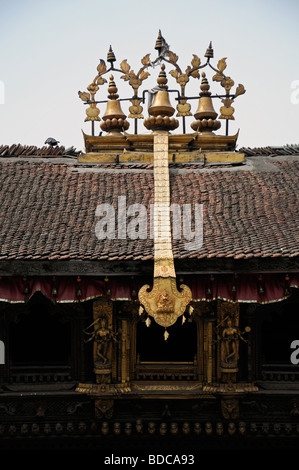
0, 146, 298, 271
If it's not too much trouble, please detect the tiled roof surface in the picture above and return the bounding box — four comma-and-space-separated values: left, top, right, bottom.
0, 154, 298, 261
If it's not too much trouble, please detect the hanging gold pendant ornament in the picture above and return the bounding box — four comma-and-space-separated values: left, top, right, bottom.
139, 305, 144, 316
164, 329, 169, 341
138, 88, 192, 331
137, 135, 192, 330
139, 277, 192, 328
145, 316, 151, 328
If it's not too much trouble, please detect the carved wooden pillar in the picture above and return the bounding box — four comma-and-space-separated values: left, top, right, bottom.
197, 302, 216, 384
244, 304, 257, 383
202, 316, 214, 384
121, 319, 130, 384
216, 300, 240, 383
90, 298, 116, 385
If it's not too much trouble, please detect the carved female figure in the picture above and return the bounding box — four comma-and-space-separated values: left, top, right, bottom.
84, 317, 119, 364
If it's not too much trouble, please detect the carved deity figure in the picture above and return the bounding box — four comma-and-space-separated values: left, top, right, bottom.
218, 317, 249, 364
84, 317, 119, 364
221, 318, 239, 363
156, 289, 174, 313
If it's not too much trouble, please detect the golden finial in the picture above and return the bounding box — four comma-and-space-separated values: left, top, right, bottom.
107, 75, 119, 100
155, 30, 162, 52
200, 72, 210, 93
157, 63, 168, 89
191, 72, 221, 134
204, 41, 214, 60
107, 45, 116, 66
144, 64, 179, 131
100, 75, 129, 135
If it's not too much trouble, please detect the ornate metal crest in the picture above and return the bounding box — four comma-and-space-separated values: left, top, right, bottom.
78, 32, 246, 337
138, 277, 192, 331
78, 30, 246, 137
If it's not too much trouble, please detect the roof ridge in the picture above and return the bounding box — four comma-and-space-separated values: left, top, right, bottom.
239, 144, 299, 156
0, 144, 82, 157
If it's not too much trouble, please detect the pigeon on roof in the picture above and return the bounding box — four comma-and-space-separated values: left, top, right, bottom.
45, 137, 60, 147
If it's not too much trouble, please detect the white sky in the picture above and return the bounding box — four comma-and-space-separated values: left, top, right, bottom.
0, 0, 298, 152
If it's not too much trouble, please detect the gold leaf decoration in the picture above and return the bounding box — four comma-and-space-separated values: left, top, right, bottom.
139, 305, 144, 316
141, 53, 151, 66
145, 316, 151, 327
235, 83, 246, 97
177, 73, 189, 87
140, 71, 150, 81
97, 76, 107, 86
85, 103, 100, 121
221, 76, 234, 93
212, 72, 223, 82
128, 98, 143, 118
97, 60, 107, 75
191, 69, 200, 79
120, 59, 130, 74
78, 91, 90, 102
87, 83, 99, 94
129, 77, 142, 95
219, 98, 235, 120
176, 101, 191, 116
164, 329, 169, 341
191, 54, 201, 68
217, 57, 227, 72
221, 97, 234, 107
168, 51, 178, 64
169, 69, 179, 79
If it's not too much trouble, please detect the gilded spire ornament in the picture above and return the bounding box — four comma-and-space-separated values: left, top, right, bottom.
144, 64, 179, 132
155, 30, 163, 53
191, 72, 221, 134
78, 30, 246, 139
100, 75, 129, 135
204, 41, 214, 60
107, 45, 116, 66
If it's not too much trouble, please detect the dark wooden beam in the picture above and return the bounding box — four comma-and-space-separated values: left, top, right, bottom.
0, 257, 298, 277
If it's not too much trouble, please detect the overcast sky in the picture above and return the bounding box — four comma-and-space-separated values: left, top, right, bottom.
0, 0, 298, 152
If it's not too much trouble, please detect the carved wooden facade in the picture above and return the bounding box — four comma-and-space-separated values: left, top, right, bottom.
76, 297, 258, 422
1, 290, 299, 450
0, 33, 299, 452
